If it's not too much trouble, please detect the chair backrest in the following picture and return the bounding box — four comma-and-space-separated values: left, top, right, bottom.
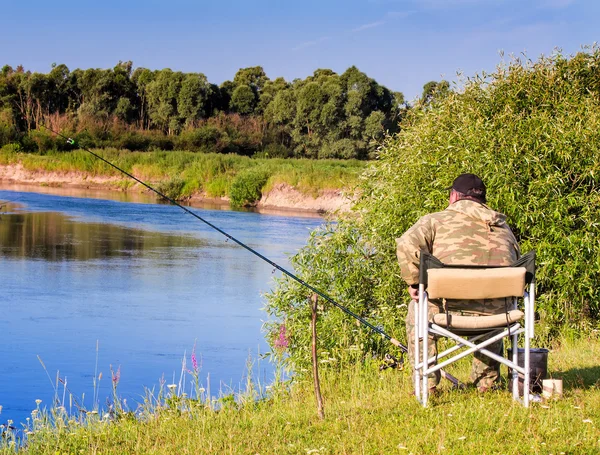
427, 267, 526, 300
419, 251, 535, 284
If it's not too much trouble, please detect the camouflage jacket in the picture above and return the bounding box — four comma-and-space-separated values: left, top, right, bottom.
395, 200, 520, 313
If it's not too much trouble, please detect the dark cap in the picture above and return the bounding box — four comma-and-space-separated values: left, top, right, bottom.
447, 173, 486, 201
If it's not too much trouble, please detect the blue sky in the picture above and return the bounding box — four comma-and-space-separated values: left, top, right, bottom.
1, 0, 598, 100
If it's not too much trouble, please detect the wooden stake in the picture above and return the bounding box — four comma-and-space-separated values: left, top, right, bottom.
311, 293, 325, 420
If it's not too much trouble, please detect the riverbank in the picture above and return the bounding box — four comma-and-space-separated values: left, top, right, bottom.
3, 335, 599, 454
0, 148, 364, 214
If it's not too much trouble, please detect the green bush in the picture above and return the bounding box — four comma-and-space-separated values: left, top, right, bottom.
264, 47, 600, 373
20, 130, 59, 153
117, 132, 152, 151
229, 167, 270, 207
177, 126, 221, 152
254, 143, 292, 159
0, 111, 17, 147
156, 177, 186, 200
318, 138, 363, 159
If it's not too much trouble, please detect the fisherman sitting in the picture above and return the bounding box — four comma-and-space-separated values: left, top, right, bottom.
395, 173, 520, 393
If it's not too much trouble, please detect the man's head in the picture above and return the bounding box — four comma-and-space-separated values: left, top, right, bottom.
448, 173, 487, 204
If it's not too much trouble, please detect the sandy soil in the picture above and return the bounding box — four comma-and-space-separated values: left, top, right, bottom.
0, 164, 352, 214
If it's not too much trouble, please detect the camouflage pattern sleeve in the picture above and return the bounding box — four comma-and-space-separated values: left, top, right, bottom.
395, 216, 434, 285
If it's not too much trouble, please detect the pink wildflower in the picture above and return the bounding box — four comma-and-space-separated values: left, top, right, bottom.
274, 324, 289, 351
188, 342, 200, 374
111, 365, 121, 386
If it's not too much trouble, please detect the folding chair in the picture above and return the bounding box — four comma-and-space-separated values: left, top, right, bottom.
414, 251, 536, 407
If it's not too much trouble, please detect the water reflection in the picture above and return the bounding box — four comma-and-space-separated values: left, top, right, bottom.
0, 210, 205, 261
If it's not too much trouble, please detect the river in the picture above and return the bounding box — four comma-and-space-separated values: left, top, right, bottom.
0, 188, 323, 427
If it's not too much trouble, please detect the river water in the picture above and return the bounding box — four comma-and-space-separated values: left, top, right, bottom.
0, 188, 323, 426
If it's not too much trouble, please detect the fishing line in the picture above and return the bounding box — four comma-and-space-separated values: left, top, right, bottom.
40, 124, 407, 353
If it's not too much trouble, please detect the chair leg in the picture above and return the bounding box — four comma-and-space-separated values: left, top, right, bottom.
511, 329, 519, 401
421, 292, 429, 407
414, 299, 421, 401
523, 294, 531, 407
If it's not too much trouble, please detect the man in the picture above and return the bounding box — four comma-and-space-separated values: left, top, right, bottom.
395, 173, 520, 392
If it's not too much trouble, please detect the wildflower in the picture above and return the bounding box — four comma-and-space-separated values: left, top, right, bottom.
111, 365, 121, 386
35, 399, 42, 405
188, 342, 201, 374
167, 384, 177, 390
274, 324, 289, 352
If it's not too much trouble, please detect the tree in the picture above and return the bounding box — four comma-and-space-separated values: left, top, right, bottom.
218, 80, 236, 113
230, 84, 257, 115
47, 63, 71, 114
421, 80, 450, 104
178, 73, 212, 126
131, 67, 154, 129
364, 110, 386, 140
257, 77, 288, 115
146, 69, 183, 134
233, 66, 268, 92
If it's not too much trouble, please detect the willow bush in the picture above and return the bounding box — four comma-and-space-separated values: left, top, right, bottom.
264, 47, 600, 373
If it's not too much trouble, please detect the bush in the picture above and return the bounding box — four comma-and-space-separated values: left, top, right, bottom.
229, 167, 270, 207
147, 133, 174, 152
264, 47, 600, 373
74, 130, 97, 150
20, 130, 54, 153
254, 142, 292, 159
117, 132, 152, 151
0, 109, 17, 147
318, 138, 361, 159
156, 177, 186, 200
177, 126, 221, 152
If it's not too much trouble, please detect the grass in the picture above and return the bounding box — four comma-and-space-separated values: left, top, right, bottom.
0, 147, 365, 203
3, 335, 599, 454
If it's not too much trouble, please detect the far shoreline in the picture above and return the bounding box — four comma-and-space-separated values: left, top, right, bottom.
0, 180, 338, 219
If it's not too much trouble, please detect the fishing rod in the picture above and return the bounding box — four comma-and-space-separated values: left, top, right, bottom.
39, 124, 460, 385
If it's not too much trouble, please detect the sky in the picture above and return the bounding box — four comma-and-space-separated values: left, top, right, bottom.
1, 0, 598, 100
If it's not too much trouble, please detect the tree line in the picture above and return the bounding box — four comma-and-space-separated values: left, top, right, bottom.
0, 62, 447, 159
0, 61, 447, 158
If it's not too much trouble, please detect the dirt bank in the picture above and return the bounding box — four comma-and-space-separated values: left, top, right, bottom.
0, 164, 352, 214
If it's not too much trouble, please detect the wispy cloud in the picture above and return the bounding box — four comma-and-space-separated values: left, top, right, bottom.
292, 8, 414, 51
292, 36, 331, 51
352, 20, 386, 32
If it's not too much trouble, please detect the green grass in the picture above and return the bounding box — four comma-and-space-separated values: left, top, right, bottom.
0, 147, 365, 203
5, 335, 600, 454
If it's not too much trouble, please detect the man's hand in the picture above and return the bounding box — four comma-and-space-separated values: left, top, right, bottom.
408, 285, 419, 301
